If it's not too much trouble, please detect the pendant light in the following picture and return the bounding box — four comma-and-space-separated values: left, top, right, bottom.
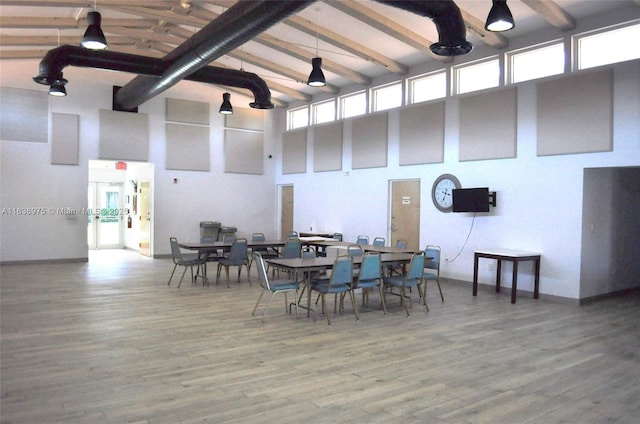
49, 80, 68, 97
81, 2, 108, 50
485, 0, 515, 32
307, 9, 326, 87
219, 92, 233, 115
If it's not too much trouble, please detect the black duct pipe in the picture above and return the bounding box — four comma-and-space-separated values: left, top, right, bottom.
114, 0, 315, 110
374, 0, 472, 56
32, 45, 274, 108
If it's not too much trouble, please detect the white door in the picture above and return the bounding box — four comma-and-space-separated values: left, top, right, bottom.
88, 182, 124, 249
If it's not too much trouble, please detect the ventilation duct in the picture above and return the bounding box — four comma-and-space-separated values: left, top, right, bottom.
34, 0, 472, 109
114, 0, 314, 110
374, 0, 472, 56
33, 45, 274, 109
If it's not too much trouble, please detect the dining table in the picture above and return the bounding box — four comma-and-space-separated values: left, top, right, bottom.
266, 253, 418, 319
179, 239, 287, 283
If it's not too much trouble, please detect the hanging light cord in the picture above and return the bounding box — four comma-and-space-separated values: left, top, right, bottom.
445, 213, 476, 263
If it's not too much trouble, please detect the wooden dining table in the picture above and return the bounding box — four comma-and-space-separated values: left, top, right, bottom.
266, 253, 417, 319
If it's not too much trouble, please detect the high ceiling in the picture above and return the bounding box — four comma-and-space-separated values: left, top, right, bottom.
1, 0, 638, 108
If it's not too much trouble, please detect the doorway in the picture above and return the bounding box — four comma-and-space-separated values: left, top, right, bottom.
88, 182, 124, 249
279, 185, 294, 238
138, 181, 151, 257
389, 179, 421, 249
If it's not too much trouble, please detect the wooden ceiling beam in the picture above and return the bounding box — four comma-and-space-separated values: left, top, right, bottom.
521, 0, 576, 31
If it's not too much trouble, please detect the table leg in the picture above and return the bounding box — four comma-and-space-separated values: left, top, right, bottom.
473, 253, 479, 296
511, 260, 518, 304
533, 257, 540, 299
496, 259, 502, 293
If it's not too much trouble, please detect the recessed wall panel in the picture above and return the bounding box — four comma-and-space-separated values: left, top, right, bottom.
99, 110, 149, 161
166, 123, 210, 171
537, 69, 613, 156
313, 122, 343, 172
0, 87, 48, 143
51, 113, 79, 165
224, 129, 263, 175
166, 98, 210, 125
459, 87, 517, 161
352, 112, 388, 169
225, 107, 265, 131
282, 129, 307, 174
399, 101, 445, 165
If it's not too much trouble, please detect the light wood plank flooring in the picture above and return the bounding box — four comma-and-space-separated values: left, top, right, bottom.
2, 249, 639, 423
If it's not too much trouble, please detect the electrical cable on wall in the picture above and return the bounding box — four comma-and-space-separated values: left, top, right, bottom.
445, 213, 476, 262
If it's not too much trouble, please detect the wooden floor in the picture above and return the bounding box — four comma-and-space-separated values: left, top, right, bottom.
1, 249, 639, 424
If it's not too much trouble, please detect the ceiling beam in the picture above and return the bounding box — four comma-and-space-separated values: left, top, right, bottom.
324, 0, 452, 64
521, 0, 576, 31
458, 8, 508, 50
0, 16, 156, 29
284, 14, 409, 75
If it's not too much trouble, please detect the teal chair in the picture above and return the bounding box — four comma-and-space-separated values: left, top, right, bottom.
248, 232, 278, 277
356, 235, 369, 245
251, 253, 300, 323
168, 237, 205, 288
216, 238, 248, 287
372, 237, 385, 247
383, 252, 427, 316
353, 252, 386, 316
423, 245, 444, 302
311, 255, 356, 325
275, 237, 302, 278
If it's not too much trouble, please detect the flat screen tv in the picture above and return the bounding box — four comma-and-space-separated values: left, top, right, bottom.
452, 188, 490, 213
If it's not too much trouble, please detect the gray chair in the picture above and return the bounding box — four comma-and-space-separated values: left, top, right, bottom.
251, 253, 300, 323
216, 238, 249, 288
168, 237, 205, 288
248, 232, 278, 276
372, 237, 385, 247
310, 255, 357, 325
423, 245, 444, 302
356, 235, 369, 245
353, 252, 386, 316
383, 252, 427, 316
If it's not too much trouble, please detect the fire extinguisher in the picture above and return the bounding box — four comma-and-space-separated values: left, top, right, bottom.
127, 215, 132, 229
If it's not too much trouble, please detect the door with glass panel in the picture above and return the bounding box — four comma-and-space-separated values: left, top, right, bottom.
88, 182, 124, 249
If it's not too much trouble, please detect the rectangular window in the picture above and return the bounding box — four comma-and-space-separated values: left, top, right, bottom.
287, 106, 309, 130
454, 57, 500, 95
575, 21, 640, 70
508, 41, 565, 84
407, 71, 446, 104
339, 91, 367, 119
311, 100, 335, 125
371, 81, 402, 112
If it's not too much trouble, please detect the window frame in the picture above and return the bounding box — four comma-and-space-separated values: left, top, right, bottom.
452, 56, 500, 95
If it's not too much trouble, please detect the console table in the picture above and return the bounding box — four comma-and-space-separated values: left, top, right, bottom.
473, 248, 541, 304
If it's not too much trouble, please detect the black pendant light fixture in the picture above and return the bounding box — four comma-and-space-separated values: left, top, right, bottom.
485, 0, 515, 32
49, 80, 68, 97
219, 92, 233, 115
307, 8, 326, 87
307, 57, 326, 87
81, 6, 108, 50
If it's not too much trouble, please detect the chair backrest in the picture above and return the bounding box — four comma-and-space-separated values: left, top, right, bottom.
356, 252, 381, 284
406, 252, 426, 281
169, 237, 184, 263
222, 233, 236, 243
330, 255, 353, 288
373, 237, 385, 246
282, 238, 302, 259
356, 235, 369, 245
332, 232, 343, 241
286, 231, 299, 239
228, 238, 248, 260
347, 244, 363, 257
301, 246, 316, 258
395, 239, 408, 249
252, 232, 266, 241
253, 252, 272, 291
425, 245, 441, 273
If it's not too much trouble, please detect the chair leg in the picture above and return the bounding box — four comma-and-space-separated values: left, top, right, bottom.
349, 290, 359, 322
436, 278, 444, 302
168, 264, 178, 286
378, 284, 388, 316
400, 287, 410, 317
177, 266, 189, 288
321, 294, 331, 325
252, 288, 266, 316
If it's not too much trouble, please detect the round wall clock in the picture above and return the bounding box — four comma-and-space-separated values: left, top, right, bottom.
432, 174, 461, 212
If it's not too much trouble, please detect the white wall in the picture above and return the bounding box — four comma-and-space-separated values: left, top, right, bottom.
273, 60, 640, 301
1, 60, 278, 262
